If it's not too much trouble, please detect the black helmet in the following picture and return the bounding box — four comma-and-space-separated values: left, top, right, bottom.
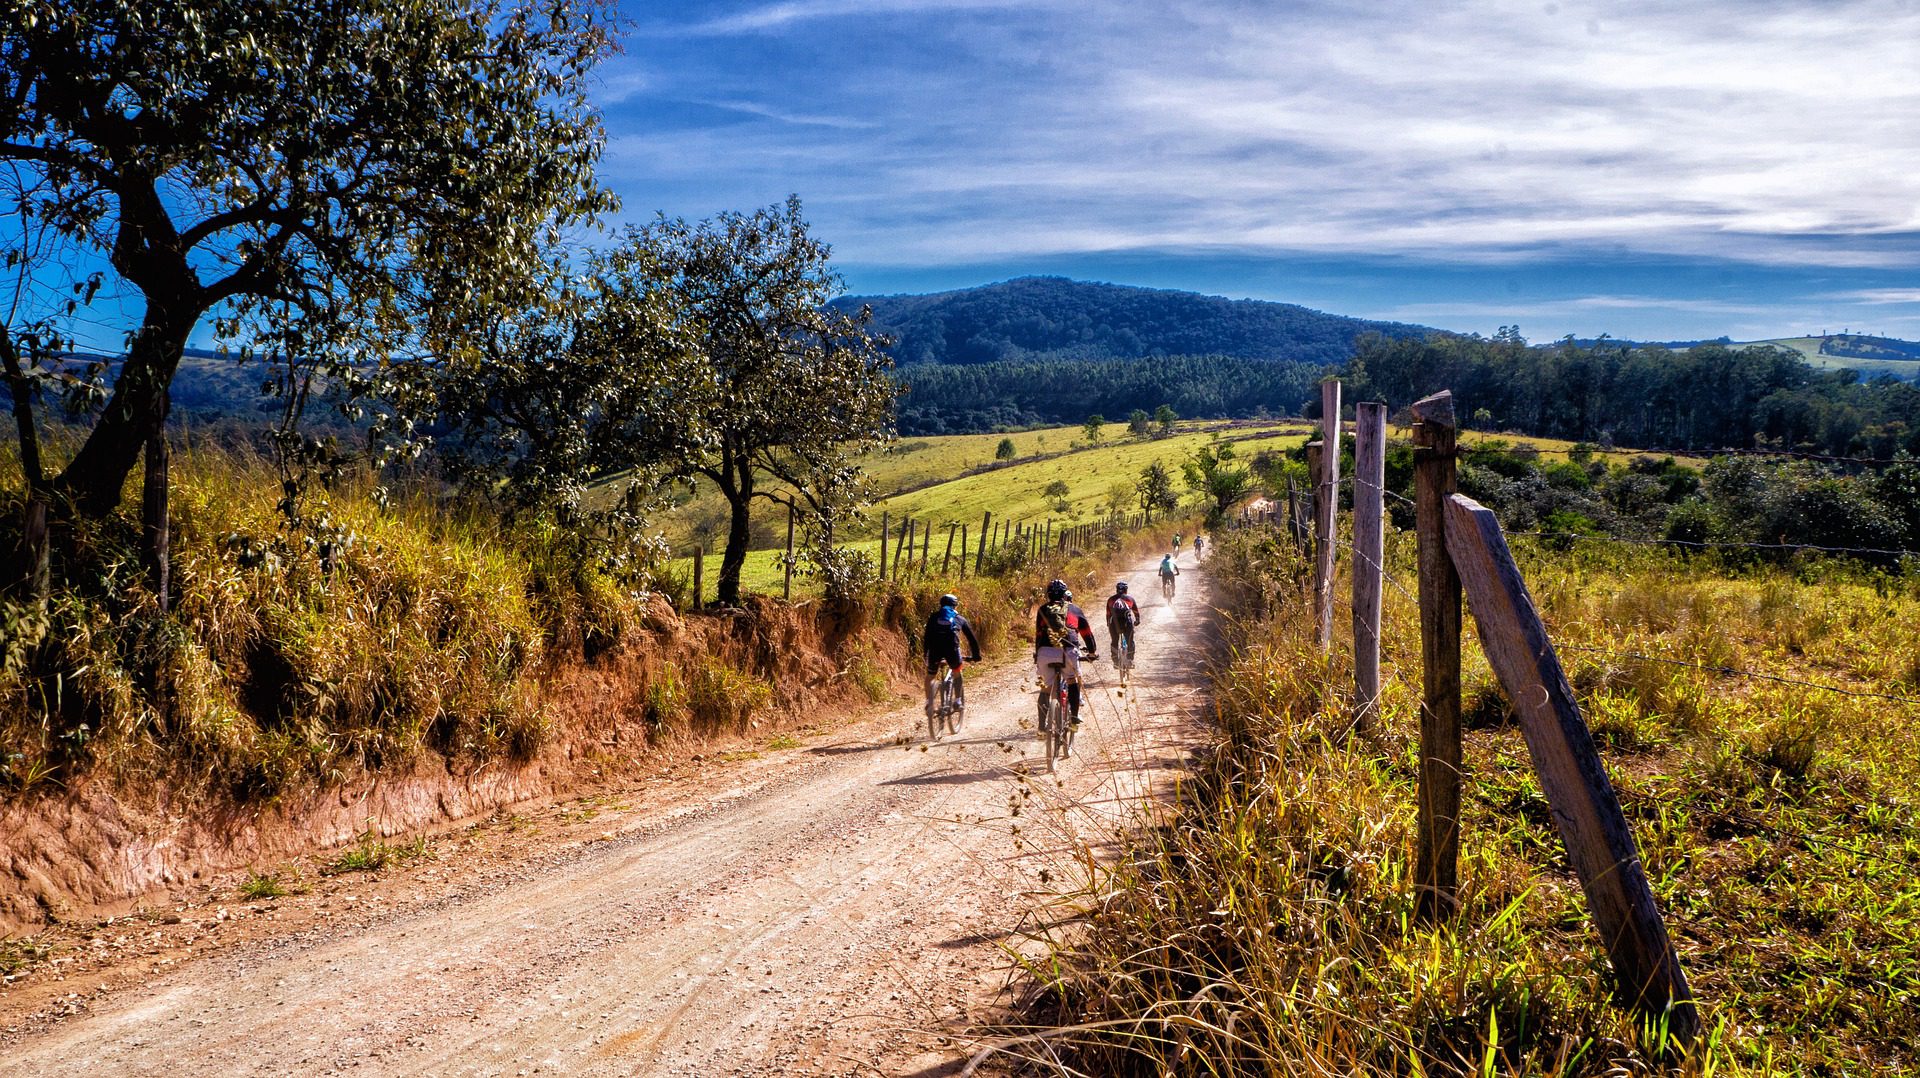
1115, 581, 1129, 593
940, 593, 959, 608
1046, 579, 1068, 602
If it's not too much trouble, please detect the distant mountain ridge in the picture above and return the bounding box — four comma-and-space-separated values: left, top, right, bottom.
837, 276, 1440, 366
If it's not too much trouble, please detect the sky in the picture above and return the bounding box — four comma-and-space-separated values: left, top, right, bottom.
606, 0, 1920, 342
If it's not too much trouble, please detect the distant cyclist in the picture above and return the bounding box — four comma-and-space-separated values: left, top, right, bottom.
1034, 579, 1097, 730
1105, 580, 1140, 657
923, 594, 982, 721
1172, 532, 1183, 555
1193, 532, 1206, 558
1159, 552, 1180, 598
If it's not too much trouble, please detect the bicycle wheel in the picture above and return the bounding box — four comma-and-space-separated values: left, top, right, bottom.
948, 678, 963, 734
1042, 694, 1061, 768
928, 667, 947, 741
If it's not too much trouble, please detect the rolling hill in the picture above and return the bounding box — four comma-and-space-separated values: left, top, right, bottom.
839, 276, 1440, 366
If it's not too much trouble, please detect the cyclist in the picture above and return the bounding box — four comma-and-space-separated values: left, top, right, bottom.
1172, 532, 1183, 555
1105, 581, 1140, 660
1158, 552, 1180, 596
1193, 532, 1206, 559
923, 594, 982, 722
1033, 578, 1096, 732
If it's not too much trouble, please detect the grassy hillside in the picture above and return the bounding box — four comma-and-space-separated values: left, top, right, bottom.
1735, 336, 1920, 380
657, 419, 1310, 599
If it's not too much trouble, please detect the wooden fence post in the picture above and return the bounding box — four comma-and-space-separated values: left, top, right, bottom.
1444, 492, 1698, 1041
1285, 478, 1303, 556
976, 512, 990, 573
691, 545, 704, 611
144, 421, 171, 614
941, 523, 956, 574
959, 524, 969, 576
1314, 379, 1341, 652
20, 496, 49, 609
879, 510, 890, 580
895, 517, 912, 578
783, 503, 795, 601
1411, 390, 1461, 923
919, 521, 931, 574
1352, 401, 1386, 736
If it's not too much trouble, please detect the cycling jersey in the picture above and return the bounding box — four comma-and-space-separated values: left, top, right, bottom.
1033, 600, 1096, 652
1158, 557, 1178, 578
923, 607, 982, 676
1105, 593, 1140, 626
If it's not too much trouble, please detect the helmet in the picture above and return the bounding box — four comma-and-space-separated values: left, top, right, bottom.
1046, 579, 1069, 602
1115, 581, 1129, 593
939, 593, 959, 608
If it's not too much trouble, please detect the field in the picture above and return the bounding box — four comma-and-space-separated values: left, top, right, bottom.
1016, 519, 1920, 1076
659, 419, 1314, 599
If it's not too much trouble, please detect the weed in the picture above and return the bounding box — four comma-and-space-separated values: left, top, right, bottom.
765, 733, 801, 750
327, 826, 431, 875
0, 936, 51, 976
845, 651, 890, 703
237, 871, 300, 900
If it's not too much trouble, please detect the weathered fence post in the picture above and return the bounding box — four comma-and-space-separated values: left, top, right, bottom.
1285, 477, 1304, 556
783, 503, 795, 601
879, 510, 890, 580
691, 545, 705, 611
1411, 390, 1461, 922
144, 420, 171, 613
1444, 493, 1698, 1042
1314, 379, 1341, 652
895, 517, 912, 578
941, 523, 956, 574
1352, 401, 1386, 736
920, 521, 931, 574
958, 524, 969, 576
976, 512, 990, 573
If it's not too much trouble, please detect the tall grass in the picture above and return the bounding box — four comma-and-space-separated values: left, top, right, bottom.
1008, 527, 1919, 1076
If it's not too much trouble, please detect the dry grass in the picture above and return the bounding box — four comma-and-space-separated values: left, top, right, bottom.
1005, 527, 1919, 1077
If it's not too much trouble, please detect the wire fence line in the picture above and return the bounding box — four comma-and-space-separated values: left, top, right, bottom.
1502, 529, 1918, 561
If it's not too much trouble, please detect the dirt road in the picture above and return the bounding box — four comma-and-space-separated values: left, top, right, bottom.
0, 552, 1212, 1077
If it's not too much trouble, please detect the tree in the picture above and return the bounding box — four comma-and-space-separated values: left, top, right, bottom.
1083, 414, 1105, 444
633, 197, 896, 606
422, 243, 701, 572
1127, 409, 1151, 435
1154, 403, 1178, 434
1138, 462, 1177, 521
1043, 478, 1070, 512
995, 437, 1016, 460
2, 0, 616, 603
1183, 439, 1251, 520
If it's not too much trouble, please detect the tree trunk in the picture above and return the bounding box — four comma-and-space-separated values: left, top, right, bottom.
715, 453, 754, 607
2, 331, 44, 491
55, 308, 195, 519
143, 399, 171, 613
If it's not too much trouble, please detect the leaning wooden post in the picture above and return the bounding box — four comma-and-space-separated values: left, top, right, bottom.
1411, 390, 1462, 923
1352, 401, 1387, 736
941, 523, 956, 574
1314, 379, 1341, 652
783, 503, 795, 601
691, 545, 705, 611
1444, 493, 1698, 1041
919, 521, 932, 574
144, 418, 171, 614
879, 510, 890, 580
958, 524, 970, 576
1285, 477, 1304, 555
975, 512, 990, 573
895, 516, 912, 578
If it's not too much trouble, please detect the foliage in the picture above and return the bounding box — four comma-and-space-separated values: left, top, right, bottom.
1181, 438, 1251, 523
1137, 461, 1177, 520
1, 0, 616, 516
1082, 414, 1105, 444
895, 355, 1316, 435
628, 197, 896, 605
1154, 404, 1179, 434
1126, 408, 1152, 435
995, 437, 1017, 460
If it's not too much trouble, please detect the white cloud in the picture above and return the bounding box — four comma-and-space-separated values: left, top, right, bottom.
671, 0, 1048, 35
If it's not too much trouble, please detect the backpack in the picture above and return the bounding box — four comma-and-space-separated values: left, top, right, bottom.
1038, 600, 1074, 648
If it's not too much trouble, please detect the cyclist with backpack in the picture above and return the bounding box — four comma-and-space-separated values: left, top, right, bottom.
1034, 578, 1096, 729
1105, 581, 1140, 663
1158, 552, 1180, 598
923, 594, 983, 723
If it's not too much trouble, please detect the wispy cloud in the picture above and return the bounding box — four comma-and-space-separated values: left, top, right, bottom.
1826, 288, 1920, 305
605, 0, 1920, 337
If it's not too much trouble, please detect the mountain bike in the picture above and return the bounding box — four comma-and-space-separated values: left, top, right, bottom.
1113, 629, 1135, 678
1160, 572, 1177, 600
928, 661, 963, 740
1038, 652, 1087, 769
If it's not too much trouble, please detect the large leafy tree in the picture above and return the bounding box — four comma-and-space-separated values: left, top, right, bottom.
630, 197, 896, 607
1183, 438, 1251, 521
0, 0, 616, 527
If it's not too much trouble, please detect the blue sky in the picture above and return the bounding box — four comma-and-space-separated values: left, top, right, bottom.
606, 0, 1920, 342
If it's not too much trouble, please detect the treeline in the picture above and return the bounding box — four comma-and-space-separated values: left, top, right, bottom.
896, 354, 1322, 435
1348, 333, 1920, 457
847, 276, 1433, 367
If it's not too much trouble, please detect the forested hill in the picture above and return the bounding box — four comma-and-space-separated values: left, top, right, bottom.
839, 276, 1438, 366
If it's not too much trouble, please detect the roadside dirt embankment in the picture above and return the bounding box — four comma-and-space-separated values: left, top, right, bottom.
0, 593, 913, 935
